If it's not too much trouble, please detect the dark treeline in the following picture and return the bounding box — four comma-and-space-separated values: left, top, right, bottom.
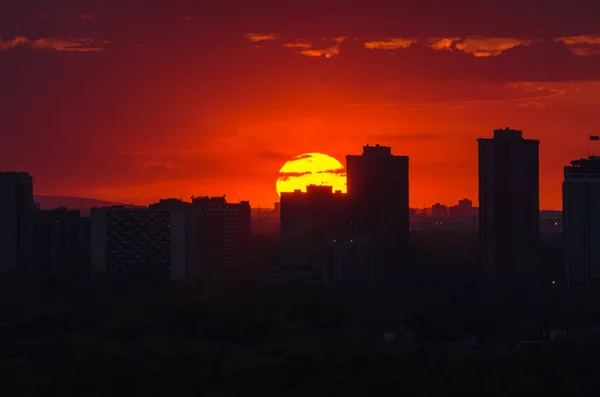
410, 230, 564, 288
1, 257, 599, 396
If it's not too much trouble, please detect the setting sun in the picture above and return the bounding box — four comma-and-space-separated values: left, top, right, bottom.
276, 152, 347, 196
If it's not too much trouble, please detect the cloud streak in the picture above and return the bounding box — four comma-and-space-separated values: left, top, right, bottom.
245, 33, 280, 43
515, 101, 547, 109
0, 36, 108, 52
555, 35, 600, 56
259, 151, 294, 161
283, 42, 311, 49
281, 38, 343, 58
246, 34, 560, 58
427, 37, 460, 50
278, 171, 311, 181
368, 133, 445, 142
298, 46, 340, 58
317, 168, 346, 175
364, 38, 417, 50
454, 36, 536, 57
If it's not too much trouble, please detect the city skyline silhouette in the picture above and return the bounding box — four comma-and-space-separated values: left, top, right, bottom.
3, 2, 600, 395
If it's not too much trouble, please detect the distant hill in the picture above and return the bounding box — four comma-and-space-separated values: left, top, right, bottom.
34, 195, 130, 216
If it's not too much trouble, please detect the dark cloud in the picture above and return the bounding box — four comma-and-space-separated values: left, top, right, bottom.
0, 36, 108, 52
317, 168, 346, 175
38, 11, 96, 20
515, 101, 547, 109
368, 133, 445, 142
3, 0, 599, 39
291, 154, 313, 161
259, 151, 293, 161
245, 33, 279, 42
278, 171, 311, 181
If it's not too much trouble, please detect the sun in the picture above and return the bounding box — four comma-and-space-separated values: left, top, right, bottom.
276, 152, 347, 196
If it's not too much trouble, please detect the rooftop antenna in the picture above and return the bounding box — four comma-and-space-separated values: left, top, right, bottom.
588, 135, 600, 158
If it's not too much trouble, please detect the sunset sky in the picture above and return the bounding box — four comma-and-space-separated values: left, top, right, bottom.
2, 0, 600, 209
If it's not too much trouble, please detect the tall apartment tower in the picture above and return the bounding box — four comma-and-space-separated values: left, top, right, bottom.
346, 144, 409, 284
188, 196, 251, 274
0, 172, 34, 274
563, 156, 600, 291
279, 185, 350, 270
478, 128, 540, 287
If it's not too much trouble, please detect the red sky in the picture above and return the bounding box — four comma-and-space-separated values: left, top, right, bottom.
2, 0, 600, 209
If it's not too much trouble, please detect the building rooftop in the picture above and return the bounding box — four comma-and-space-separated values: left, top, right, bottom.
363, 143, 392, 157
149, 198, 191, 209
566, 156, 600, 175
307, 185, 334, 194
493, 127, 523, 140
0, 171, 32, 180
282, 185, 337, 197
281, 185, 349, 201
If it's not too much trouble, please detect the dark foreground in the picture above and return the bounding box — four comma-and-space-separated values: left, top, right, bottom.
1, 273, 599, 396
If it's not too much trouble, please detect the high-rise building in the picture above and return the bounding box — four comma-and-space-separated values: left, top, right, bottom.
346, 144, 409, 285
478, 127, 540, 287
33, 207, 89, 276
273, 185, 374, 286
0, 172, 34, 274
279, 185, 351, 271
187, 196, 251, 275
563, 156, 600, 291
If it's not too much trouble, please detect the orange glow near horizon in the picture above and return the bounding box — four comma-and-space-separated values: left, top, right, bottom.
276, 153, 347, 196
6, 21, 600, 211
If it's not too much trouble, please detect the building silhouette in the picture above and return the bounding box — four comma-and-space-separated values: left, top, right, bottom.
33, 207, 89, 276
251, 203, 279, 236
431, 203, 449, 220
563, 156, 600, 291
187, 196, 251, 275
279, 185, 350, 270
322, 236, 377, 286
91, 197, 250, 280
91, 206, 186, 280
346, 144, 409, 285
539, 210, 562, 235
0, 172, 34, 274
449, 198, 476, 218
478, 128, 540, 287
273, 185, 375, 286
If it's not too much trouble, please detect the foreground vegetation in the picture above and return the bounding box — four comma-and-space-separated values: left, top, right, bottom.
1, 272, 599, 396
